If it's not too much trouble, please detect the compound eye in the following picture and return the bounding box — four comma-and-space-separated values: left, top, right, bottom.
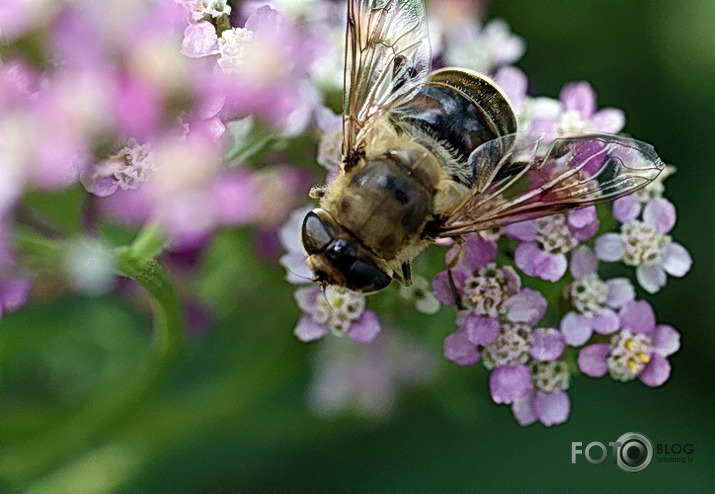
347, 258, 391, 292
302, 211, 334, 254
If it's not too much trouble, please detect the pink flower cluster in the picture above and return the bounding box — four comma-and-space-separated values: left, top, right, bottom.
276, 5, 691, 424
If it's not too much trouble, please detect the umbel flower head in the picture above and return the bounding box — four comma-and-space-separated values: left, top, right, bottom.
294, 285, 381, 344
595, 197, 691, 293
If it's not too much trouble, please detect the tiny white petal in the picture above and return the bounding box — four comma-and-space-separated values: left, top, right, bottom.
591, 108, 625, 134
416, 295, 440, 315
636, 265, 666, 294
605, 278, 635, 308
570, 245, 598, 279
652, 325, 680, 357
661, 242, 692, 277
560, 312, 591, 346
594, 233, 623, 262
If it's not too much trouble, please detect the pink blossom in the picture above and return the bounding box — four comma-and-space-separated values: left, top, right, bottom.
577, 300, 680, 387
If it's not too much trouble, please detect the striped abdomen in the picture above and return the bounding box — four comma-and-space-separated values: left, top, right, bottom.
390, 68, 517, 187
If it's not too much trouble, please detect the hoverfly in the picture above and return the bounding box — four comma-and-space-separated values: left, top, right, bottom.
302, 0, 664, 292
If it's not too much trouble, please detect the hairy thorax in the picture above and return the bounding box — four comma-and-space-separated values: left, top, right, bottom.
321, 127, 443, 264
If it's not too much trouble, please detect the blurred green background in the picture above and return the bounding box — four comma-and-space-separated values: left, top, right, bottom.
1, 0, 713, 492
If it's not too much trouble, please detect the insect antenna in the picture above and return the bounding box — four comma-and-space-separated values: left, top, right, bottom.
319, 282, 341, 316
283, 266, 316, 284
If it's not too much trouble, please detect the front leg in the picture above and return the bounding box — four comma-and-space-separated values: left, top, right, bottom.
401, 261, 412, 286
392, 261, 413, 286
446, 237, 466, 269
445, 238, 466, 309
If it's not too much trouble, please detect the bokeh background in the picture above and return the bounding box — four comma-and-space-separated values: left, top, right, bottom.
1, 0, 713, 492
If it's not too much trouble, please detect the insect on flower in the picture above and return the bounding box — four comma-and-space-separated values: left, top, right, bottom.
302, 0, 665, 293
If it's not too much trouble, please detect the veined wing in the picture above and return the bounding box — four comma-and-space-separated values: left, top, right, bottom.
437, 133, 665, 236
342, 0, 431, 165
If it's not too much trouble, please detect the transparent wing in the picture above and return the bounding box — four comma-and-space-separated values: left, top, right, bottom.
342, 0, 431, 163
437, 133, 665, 237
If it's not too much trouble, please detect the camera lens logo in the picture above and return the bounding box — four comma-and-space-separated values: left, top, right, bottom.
616, 432, 653, 472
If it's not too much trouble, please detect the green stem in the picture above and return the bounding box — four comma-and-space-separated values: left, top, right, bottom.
2, 224, 185, 484
14, 230, 64, 272
29, 329, 300, 492
115, 223, 183, 361
125, 221, 167, 260
14, 231, 64, 257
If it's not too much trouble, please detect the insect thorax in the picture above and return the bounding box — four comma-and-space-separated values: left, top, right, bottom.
322, 147, 440, 263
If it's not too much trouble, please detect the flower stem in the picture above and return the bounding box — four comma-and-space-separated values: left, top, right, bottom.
125, 221, 167, 261
115, 222, 183, 361
2, 224, 185, 484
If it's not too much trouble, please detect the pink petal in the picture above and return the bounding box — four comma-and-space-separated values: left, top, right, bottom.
293, 285, 319, 313
639, 353, 671, 387
503, 266, 522, 292
567, 206, 596, 229
636, 265, 666, 294
206, 116, 226, 140
100, 188, 154, 227
595, 233, 623, 262
504, 288, 547, 326
605, 278, 635, 308
560, 312, 592, 346
571, 218, 599, 242
490, 364, 533, 404
529, 327, 565, 362
294, 314, 328, 342
113, 76, 163, 140
661, 242, 692, 277
348, 310, 381, 343
612, 196, 641, 224
643, 198, 676, 234
511, 395, 537, 426
619, 300, 656, 335
568, 207, 599, 242
444, 331, 480, 366
515, 243, 567, 281
315, 105, 342, 134
535, 252, 568, 282
279, 252, 313, 284
493, 65, 528, 110
181, 21, 218, 58
80, 169, 119, 197
588, 308, 620, 335
212, 171, 259, 225
652, 324, 680, 357
278, 205, 312, 255
245, 5, 283, 37
504, 221, 537, 241
533, 389, 570, 426
0, 277, 32, 312
529, 118, 558, 141
577, 344, 610, 377
431, 269, 466, 306
459, 235, 498, 272
31, 137, 83, 189
569, 245, 598, 279
461, 313, 499, 346
591, 108, 625, 134
560, 82, 596, 117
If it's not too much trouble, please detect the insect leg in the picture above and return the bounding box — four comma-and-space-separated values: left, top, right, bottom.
447, 268, 464, 310
400, 261, 412, 286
